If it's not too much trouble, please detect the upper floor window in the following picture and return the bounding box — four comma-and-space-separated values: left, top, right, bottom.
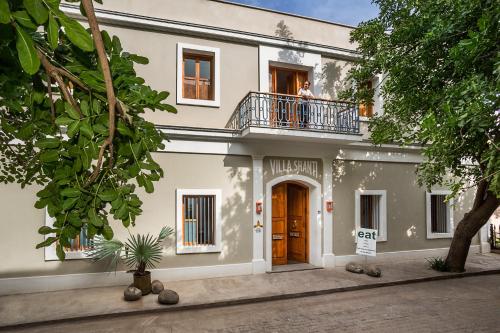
426, 191, 454, 239
177, 43, 220, 107
183, 53, 214, 100
359, 80, 373, 118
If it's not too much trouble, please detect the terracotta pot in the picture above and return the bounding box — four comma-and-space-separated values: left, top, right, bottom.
133, 271, 152, 295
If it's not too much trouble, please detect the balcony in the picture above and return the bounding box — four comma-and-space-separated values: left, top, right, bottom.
226, 92, 361, 141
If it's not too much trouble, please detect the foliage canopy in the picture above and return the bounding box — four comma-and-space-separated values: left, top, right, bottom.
345, 0, 499, 198
0, 0, 176, 259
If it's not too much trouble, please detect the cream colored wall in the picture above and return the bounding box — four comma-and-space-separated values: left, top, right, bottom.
0, 153, 253, 278
332, 160, 478, 256
98, 24, 258, 129
319, 57, 352, 100
92, 0, 355, 50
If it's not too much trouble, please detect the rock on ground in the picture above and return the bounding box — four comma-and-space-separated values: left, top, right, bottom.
158, 289, 179, 305
365, 264, 382, 277
124, 287, 142, 301
345, 262, 364, 274
151, 280, 164, 294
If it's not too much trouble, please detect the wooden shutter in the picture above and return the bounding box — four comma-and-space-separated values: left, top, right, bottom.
183, 53, 214, 100
359, 81, 373, 117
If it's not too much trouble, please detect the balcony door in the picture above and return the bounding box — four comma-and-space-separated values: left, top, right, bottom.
269, 67, 308, 127
270, 66, 308, 95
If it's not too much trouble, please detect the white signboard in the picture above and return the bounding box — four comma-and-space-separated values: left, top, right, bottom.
356, 228, 377, 257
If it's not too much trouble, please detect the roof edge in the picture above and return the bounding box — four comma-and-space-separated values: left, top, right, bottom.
209, 0, 358, 30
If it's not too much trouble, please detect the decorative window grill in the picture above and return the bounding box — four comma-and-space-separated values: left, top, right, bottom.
182, 195, 216, 246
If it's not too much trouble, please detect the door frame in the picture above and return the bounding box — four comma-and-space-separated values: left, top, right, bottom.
265, 175, 323, 272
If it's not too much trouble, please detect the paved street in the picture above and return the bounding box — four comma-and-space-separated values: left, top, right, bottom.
6, 275, 500, 333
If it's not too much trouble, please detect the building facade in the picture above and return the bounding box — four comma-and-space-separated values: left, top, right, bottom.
0, 0, 491, 295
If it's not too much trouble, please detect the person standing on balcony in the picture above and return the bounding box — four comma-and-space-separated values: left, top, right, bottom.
298, 81, 314, 128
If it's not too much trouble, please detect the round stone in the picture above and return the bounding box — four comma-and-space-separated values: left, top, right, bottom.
124, 286, 142, 301
151, 280, 164, 294
345, 262, 364, 274
158, 289, 179, 305
366, 264, 382, 277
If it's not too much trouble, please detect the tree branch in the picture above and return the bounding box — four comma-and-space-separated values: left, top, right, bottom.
37, 50, 83, 118
44, 68, 56, 124
472, 179, 488, 211
82, 0, 117, 184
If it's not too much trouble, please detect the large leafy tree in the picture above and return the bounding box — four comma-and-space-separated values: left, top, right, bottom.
346, 0, 499, 271
0, 0, 176, 260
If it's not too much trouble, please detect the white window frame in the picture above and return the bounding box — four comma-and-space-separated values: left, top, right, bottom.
426, 190, 454, 239
176, 43, 221, 107
176, 189, 222, 254
354, 189, 387, 242
44, 210, 89, 261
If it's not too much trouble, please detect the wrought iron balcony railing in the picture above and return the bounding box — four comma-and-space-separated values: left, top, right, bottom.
226, 92, 360, 134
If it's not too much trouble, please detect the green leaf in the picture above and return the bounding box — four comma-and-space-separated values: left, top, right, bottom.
56, 243, 65, 260
23, 0, 48, 24
80, 99, 90, 116
15, 23, 40, 75
13, 11, 37, 29
38, 226, 56, 235
0, 0, 11, 24
46, 13, 59, 49
39, 150, 59, 163
35, 138, 60, 149
102, 225, 114, 240
59, 16, 94, 52
79, 120, 93, 138
62, 197, 79, 210
36, 237, 57, 249
55, 116, 73, 126
65, 102, 80, 120
144, 177, 154, 193
67, 120, 80, 138
98, 189, 118, 202
117, 120, 134, 137
60, 187, 80, 197
129, 54, 149, 64
115, 201, 128, 219
89, 210, 104, 227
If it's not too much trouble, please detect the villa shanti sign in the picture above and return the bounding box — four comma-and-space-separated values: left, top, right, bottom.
264, 157, 322, 182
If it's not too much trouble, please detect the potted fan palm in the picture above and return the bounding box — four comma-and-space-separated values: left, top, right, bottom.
87, 226, 173, 295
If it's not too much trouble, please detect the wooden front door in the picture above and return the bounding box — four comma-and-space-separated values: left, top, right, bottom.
272, 182, 308, 265
272, 183, 287, 265
287, 184, 308, 262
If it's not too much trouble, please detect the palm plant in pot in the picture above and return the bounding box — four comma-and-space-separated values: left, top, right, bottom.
87, 226, 173, 295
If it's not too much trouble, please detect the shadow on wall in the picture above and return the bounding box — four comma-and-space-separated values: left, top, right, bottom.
219, 156, 252, 261
318, 61, 349, 99
275, 20, 304, 64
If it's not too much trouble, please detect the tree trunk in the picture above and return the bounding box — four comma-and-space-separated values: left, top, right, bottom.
445, 189, 499, 272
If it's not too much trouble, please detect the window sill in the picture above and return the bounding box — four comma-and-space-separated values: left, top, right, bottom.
176, 245, 221, 254
426, 233, 453, 239
177, 97, 220, 108
45, 251, 89, 261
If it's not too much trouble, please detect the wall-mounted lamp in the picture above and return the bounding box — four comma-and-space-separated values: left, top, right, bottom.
256, 201, 263, 214
326, 200, 333, 213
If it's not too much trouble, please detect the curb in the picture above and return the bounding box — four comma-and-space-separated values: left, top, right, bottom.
1, 269, 499, 331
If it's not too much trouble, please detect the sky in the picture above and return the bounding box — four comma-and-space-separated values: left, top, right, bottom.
226, 0, 379, 26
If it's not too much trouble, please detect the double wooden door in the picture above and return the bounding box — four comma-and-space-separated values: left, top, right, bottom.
269, 67, 308, 128
272, 182, 308, 265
